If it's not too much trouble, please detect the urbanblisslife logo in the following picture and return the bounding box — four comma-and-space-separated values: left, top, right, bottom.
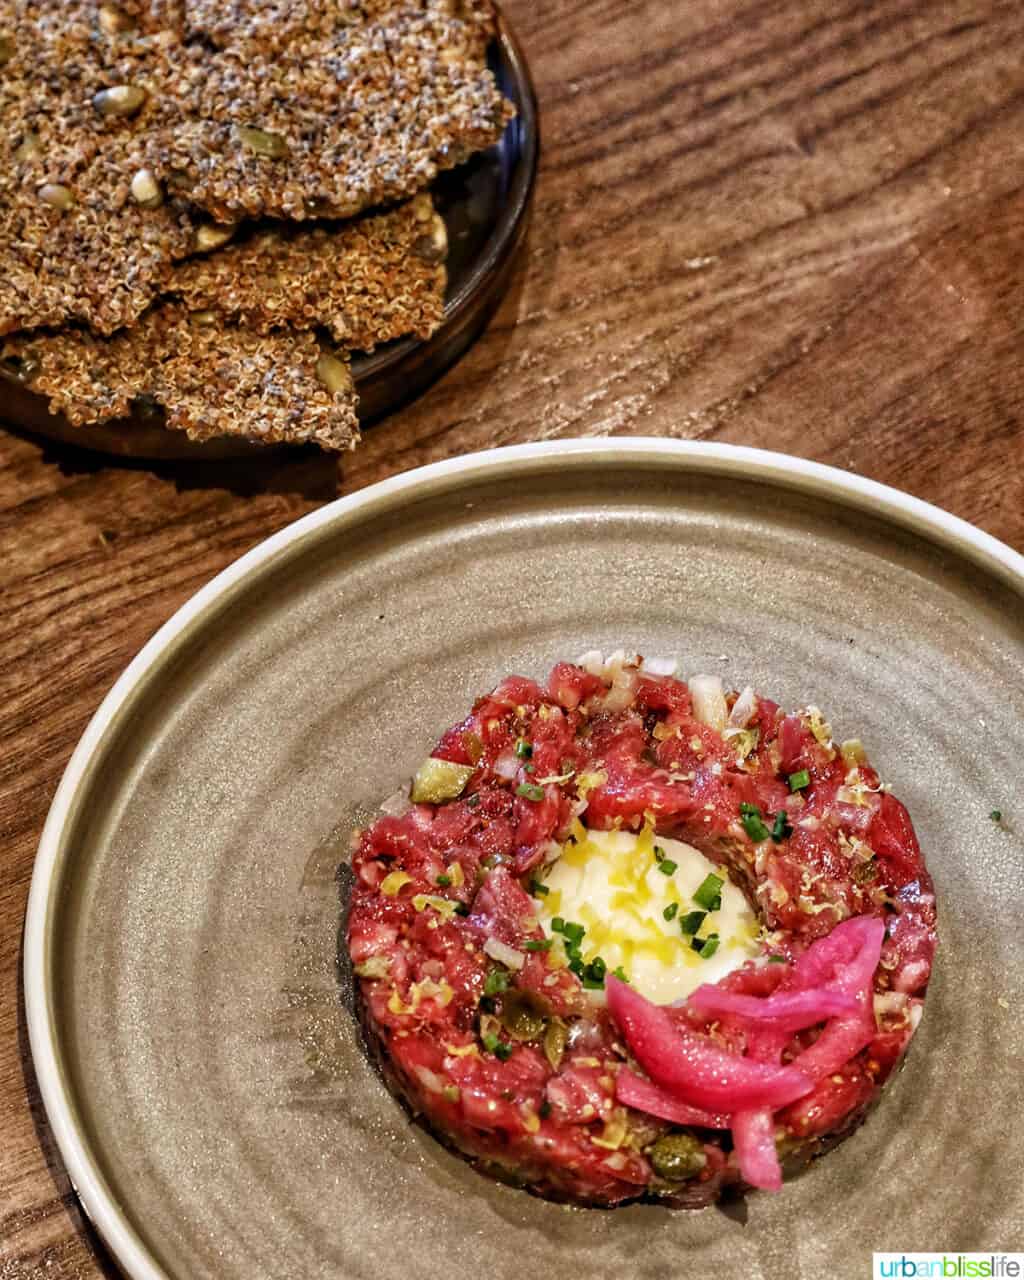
874, 1256, 1024, 1278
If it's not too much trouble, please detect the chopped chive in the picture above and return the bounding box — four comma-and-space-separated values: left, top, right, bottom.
523, 763, 535, 773
612, 965, 629, 982
588, 956, 607, 979
693, 873, 724, 912
581, 977, 604, 990
680, 910, 707, 936
770, 811, 793, 843
484, 969, 510, 996
663, 902, 679, 922
788, 769, 811, 791
516, 782, 545, 802
990, 809, 1003, 822
739, 805, 771, 843
692, 933, 720, 959
766, 955, 788, 964
529, 879, 550, 897
551, 916, 565, 933
561, 921, 585, 946
654, 845, 666, 862
657, 858, 678, 876
514, 738, 533, 759
523, 938, 553, 952
568, 956, 585, 977
435, 873, 452, 887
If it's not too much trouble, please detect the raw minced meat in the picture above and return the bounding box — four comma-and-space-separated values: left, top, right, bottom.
345, 654, 937, 1206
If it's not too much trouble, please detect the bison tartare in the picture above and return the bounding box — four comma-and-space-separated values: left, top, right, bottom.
346, 653, 936, 1205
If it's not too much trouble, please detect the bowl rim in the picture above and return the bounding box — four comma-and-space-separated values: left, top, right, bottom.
23, 437, 1024, 1280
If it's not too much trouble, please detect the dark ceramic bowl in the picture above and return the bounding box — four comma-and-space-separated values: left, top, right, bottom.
0, 9, 538, 460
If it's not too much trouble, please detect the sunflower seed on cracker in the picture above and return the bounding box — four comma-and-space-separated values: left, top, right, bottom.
169, 198, 447, 351
2, 306, 359, 450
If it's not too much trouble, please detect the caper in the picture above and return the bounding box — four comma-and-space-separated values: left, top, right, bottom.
93, 84, 148, 119
315, 352, 355, 399
543, 1017, 568, 1070
648, 1133, 707, 1181
236, 125, 288, 159
498, 991, 546, 1042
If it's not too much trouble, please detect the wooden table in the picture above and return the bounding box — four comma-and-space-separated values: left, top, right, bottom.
2, 1, 1023, 1274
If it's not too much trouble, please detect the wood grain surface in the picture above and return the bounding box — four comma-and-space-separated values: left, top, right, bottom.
2, 1, 1023, 1274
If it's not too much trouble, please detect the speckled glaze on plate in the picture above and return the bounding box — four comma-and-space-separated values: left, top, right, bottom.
0, 9, 537, 461
24, 440, 1024, 1280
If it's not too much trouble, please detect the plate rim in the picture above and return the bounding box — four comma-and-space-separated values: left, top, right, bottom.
23, 438, 1024, 1280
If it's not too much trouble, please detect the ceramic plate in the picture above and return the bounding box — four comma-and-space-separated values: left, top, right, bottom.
0, 9, 537, 461
24, 440, 1024, 1279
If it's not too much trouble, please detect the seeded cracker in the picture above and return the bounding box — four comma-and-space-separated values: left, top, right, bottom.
140, 4, 515, 222
3, 307, 359, 450
0, 2, 197, 335
181, 0, 499, 57
171, 195, 448, 349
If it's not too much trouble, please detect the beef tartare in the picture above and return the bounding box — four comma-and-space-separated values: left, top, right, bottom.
346, 653, 936, 1205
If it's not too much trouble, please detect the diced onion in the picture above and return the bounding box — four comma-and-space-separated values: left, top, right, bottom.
576, 649, 605, 676
484, 937, 525, 970
379, 786, 412, 817
728, 685, 758, 729
689, 674, 728, 733
641, 655, 678, 677
494, 751, 519, 780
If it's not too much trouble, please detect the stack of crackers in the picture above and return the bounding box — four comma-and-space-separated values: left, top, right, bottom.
0, 0, 514, 450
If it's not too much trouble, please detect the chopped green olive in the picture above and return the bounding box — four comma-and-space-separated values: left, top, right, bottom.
410, 757, 475, 804
648, 1133, 707, 1181
522, 938, 552, 952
